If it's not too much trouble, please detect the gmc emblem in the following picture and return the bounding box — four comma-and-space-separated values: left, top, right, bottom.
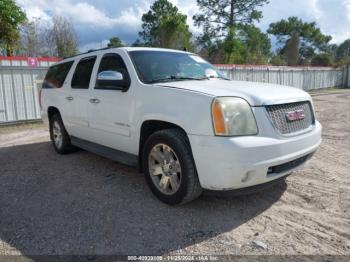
286, 109, 305, 121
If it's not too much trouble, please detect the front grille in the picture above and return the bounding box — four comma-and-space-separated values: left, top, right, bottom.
266, 101, 314, 135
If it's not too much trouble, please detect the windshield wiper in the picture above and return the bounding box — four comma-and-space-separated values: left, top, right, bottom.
210, 75, 230, 80
148, 76, 209, 84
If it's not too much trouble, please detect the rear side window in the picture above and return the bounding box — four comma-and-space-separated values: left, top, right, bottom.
71, 56, 96, 89
43, 61, 74, 89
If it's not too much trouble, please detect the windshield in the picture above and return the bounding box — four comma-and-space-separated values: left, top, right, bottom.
129, 51, 226, 84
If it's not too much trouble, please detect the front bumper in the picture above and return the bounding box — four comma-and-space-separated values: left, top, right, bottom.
188, 121, 322, 191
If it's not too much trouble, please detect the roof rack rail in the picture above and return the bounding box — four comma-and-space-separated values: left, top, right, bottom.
63, 47, 116, 60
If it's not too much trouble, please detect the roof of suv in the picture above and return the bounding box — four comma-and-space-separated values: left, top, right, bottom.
61, 47, 191, 61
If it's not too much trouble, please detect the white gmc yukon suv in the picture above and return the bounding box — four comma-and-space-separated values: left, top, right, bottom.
41, 47, 322, 205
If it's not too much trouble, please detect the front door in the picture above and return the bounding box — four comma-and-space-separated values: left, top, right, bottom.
87, 52, 135, 154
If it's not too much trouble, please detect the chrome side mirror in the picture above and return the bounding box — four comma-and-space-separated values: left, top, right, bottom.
96, 70, 130, 91
97, 71, 124, 81
205, 68, 218, 78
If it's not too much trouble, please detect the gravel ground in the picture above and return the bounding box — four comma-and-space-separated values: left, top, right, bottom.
0, 90, 349, 258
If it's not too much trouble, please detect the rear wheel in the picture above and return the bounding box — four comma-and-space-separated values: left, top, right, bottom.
143, 128, 202, 205
49, 114, 73, 154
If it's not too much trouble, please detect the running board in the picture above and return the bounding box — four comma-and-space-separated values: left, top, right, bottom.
70, 136, 138, 167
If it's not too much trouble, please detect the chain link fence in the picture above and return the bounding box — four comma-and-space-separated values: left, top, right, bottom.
0, 58, 349, 124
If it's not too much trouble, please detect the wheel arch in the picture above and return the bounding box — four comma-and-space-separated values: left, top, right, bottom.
47, 106, 61, 121
138, 119, 192, 172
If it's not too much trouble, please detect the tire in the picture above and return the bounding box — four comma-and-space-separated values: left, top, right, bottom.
49, 114, 73, 154
143, 128, 202, 205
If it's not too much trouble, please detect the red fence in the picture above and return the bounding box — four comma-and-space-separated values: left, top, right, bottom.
0, 56, 60, 67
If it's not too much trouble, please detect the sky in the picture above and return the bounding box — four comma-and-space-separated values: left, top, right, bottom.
16, 0, 350, 52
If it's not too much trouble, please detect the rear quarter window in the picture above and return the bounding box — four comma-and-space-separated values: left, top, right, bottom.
71, 56, 97, 89
42, 61, 74, 89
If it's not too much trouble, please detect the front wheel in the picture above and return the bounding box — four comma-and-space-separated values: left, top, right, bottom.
143, 129, 202, 205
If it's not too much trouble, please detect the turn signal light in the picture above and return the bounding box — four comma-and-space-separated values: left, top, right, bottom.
212, 100, 227, 135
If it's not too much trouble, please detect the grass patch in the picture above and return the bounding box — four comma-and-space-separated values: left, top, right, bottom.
0, 121, 45, 134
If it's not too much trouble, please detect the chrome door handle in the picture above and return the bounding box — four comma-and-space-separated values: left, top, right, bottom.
89, 98, 100, 104
66, 96, 74, 101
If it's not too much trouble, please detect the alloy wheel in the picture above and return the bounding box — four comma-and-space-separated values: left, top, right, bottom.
148, 143, 182, 195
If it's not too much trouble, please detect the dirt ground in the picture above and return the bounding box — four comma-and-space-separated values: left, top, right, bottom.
0, 90, 349, 258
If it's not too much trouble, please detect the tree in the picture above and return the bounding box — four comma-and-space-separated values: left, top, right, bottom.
299, 44, 316, 65
336, 40, 350, 63
193, 0, 269, 39
0, 0, 27, 55
138, 0, 192, 50
283, 33, 300, 66
268, 17, 332, 66
19, 20, 41, 56
240, 25, 271, 64
193, 0, 269, 64
108, 37, 124, 48
195, 26, 220, 61
131, 39, 144, 47
158, 16, 192, 50
222, 27, 245, 63
47, 16, 78, 57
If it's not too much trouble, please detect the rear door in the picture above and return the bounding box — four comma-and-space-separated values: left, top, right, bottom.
87, 52, 135, 153
67, 56, 97, 140
41, 60, 74, 126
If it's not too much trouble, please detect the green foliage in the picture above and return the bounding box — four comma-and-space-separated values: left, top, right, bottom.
311, 53, 333, 66
268, 17, 332, 66
200, 25, 271, 64
219, 25, 271, 64
158, 15, 192, 50
193, 0, 270, 64
223, 27, 245, 64
138, 0, 192, 50
108, 37, 124, 48
195, 27, 219, 59
0, 0, 27, 55
336, 40, 350, 62
270, 55, 287, 66
299, 44, 315, 65
240, 25, 271, 64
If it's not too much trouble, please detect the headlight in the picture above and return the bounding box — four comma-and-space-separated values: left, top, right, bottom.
211, 97, 258, 136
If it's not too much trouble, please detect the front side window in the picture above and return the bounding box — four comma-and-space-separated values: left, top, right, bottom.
95, 53, 131, 90
98, 53, 128, 74
71, 56, 96, 89
43, 61, 74, 89
129, 51, 225, 84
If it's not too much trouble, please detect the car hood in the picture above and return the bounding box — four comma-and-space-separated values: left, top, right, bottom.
156, 79, 311, 106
